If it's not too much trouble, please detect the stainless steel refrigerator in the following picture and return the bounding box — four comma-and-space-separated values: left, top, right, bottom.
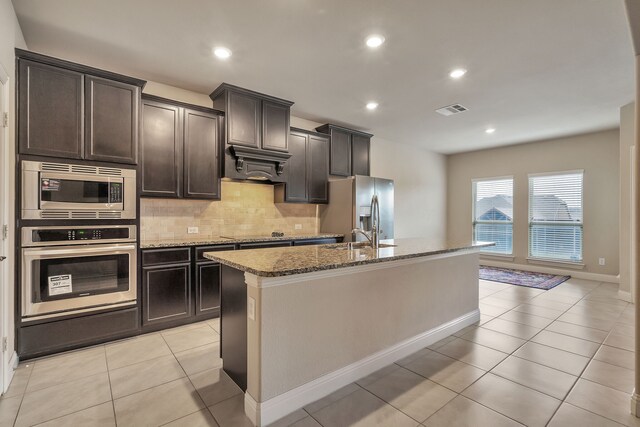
319, 175, 394, 242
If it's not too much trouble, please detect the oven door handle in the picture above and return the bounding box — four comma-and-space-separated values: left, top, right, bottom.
23, 243, 137, 259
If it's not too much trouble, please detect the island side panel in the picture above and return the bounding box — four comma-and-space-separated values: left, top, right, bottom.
255, 252, 479, 402
220, 265, 248, 391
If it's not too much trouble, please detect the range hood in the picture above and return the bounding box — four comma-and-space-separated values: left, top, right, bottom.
229, 145, 291, 182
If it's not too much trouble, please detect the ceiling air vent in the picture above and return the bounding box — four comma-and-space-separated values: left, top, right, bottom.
435, 104, 468, 116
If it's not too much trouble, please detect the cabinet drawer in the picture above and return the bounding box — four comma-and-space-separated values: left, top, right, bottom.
238, 241, 292, 250
196, 244, 236, 262
142, 248, 191, 266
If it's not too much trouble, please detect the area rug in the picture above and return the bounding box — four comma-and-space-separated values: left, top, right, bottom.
479, 266, 570, 290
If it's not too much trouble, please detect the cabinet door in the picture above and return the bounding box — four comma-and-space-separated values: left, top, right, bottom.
329, 128, 351, 176
285, 132, 308, 202
140, 100, 182, 197
261, 100, 289, 152
85, 76, 139, 164
143, 264, 191, 325
351, 134, 370, 176
196, 262, 221, 317
227, 91, 260, 148
183, 109, 221, 199
308, 134, 329, 203
18, 60, 84, 159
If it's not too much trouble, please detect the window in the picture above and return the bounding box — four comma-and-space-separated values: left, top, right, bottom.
473, 178, 513, 255
528, 171, 583, 262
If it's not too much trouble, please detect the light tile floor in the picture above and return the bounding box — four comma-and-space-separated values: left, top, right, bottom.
0, 278, 638, 426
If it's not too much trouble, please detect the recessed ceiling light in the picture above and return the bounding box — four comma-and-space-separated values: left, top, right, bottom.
365, 35, 385, 48
213, 47, 232, 59
485, 128, 496, 134
449, 68, 467, 79
366, 102, 379, 110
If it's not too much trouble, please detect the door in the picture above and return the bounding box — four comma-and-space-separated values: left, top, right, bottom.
329, 128, 351, 176
374, 178, 395, 240
261, 100, 289, 152
85, 76, 139, 164
351, 134, 370, 176
227, 91, 260, 148
140, 99, 182, 197
18, 60, 84, 159
285, 131, 308, 202
308, 134, 329, 203
183, 109, 221, 199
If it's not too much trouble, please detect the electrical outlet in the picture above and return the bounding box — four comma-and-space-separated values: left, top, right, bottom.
248, 297, 256, 321
599, 258, 606, 266
294, 224, 302, 230
187, 227, 199, 234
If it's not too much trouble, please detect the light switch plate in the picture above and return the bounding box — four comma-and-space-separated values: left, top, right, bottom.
599, 258, 605, 266
294, 224, 302, 230
188, 227, 199, 234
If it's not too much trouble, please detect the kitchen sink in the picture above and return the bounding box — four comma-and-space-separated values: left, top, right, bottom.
327, 242, 397, 250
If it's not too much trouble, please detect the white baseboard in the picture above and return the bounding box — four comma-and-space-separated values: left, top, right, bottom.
618, 290, 634, 303
244, 309, 481, 426
480, 259, 619, 284
3, 351, 18, 395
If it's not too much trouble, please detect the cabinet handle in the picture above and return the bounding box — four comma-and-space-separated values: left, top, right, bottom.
0, 256, 6, 262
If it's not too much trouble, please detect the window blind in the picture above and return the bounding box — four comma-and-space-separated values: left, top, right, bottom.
528, 172, 583, 262
473, 178, 513, 255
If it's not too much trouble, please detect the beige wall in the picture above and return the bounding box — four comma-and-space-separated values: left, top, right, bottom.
447, 129, 620, 278
1, 0, 26, 361
620, 102, 636, 296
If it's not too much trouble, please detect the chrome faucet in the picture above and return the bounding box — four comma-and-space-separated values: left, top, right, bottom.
352, 194, 380, 249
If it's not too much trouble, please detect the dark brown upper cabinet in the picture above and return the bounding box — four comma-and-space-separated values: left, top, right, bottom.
140, 98, 182, 197
183, 108, 221, 199
16, 49, 145, 165
210, 83, 293, 183
227, 90, 260, 148
18, 60, 84, 159
85, 76, 140, 164
275, 128, 329, 204
140, 95, 222, 200
316, 124, 372, 177
351, 133, 371, 176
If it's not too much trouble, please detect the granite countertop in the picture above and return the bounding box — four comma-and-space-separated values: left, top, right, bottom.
140, 234, 344, 249
204, 238, 495, 277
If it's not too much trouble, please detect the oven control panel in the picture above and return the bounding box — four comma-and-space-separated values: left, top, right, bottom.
23, 226, 136, 246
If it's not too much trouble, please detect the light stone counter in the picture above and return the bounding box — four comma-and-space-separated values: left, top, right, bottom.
204, 238, 493, 276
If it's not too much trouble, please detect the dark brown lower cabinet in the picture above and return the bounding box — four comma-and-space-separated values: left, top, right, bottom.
142, 245, 231, 329
143, 263, 191, 326
195, 263, 221, 317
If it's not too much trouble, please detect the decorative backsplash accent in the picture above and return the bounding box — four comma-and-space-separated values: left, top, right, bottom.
140, 181, 319, 241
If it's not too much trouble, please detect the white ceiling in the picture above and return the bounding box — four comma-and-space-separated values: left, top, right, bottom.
12, 0, 635, 154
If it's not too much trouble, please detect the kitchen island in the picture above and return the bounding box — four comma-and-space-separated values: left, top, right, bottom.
205, 238, 492, 426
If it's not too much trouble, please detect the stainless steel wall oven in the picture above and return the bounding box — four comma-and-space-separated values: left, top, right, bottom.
21, 225, 137, 322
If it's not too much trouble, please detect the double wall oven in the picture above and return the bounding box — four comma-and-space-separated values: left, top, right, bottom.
20, 160, 138, 323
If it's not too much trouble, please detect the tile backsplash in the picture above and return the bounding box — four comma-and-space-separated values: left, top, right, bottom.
141, 181, 319, 241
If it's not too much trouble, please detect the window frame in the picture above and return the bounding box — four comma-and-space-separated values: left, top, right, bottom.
527, 170, 584, 264
471, 176, 514, 256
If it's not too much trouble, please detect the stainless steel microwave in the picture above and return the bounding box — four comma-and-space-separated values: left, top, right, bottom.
22, 160, 136, 220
